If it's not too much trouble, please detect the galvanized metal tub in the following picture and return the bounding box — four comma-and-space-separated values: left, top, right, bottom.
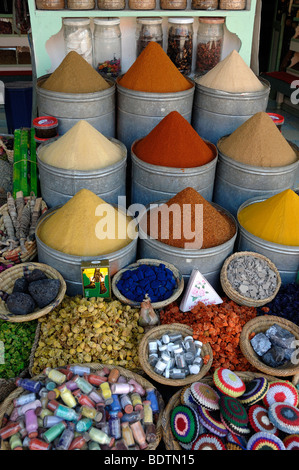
138, 201, 237, 290
37, 137, 127, 208
130, 138, 218, 205
237, 196, 299, 285
35, 206, 138, 296
213, 140, 299, 218
191, 78, 270, 145
116, 78, 195, 151
36, 75, 116, 137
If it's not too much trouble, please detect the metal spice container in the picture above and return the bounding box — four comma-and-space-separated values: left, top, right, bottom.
191, 0, 218, 9
136, 18, 163, 58
195, 17, 224, 77
35, 0, 65, 8
167, 18, 194, 76
160, 0, 187, 9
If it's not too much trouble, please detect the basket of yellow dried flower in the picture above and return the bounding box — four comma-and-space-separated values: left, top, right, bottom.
28, 295, 146, 375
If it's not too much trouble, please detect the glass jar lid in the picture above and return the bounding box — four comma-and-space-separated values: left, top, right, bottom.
198, 17, 225, 24
63, 18, 91, 26
168, 17, 194, 24
137, 17, 163, 24
94, 17, 120, 26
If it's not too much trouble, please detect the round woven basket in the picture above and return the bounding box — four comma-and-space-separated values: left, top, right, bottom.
239, 315, 299, 377
162, 370, 279, 450
0, 199, 47, 265
0, 262, 66, 322
112, 258, 184, 309
0, 363, 164, 451
138, 323, 213, 387
0, 367, 28, 406
220, 251, 281, 308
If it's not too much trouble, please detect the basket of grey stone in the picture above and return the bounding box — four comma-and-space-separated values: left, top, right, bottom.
0, 262, 66, 322
220, 251, 281, 307
239, 315, 299, 376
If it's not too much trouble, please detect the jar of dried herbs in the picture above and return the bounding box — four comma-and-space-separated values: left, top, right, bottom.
129, 0, 156, 9
97, 0, 125, 9
67, 0, 95, 8
191, 0, 218, 9
195, 17, 224, 77
167, 18, 194, 76
136, 17, 163, 57
219, 0, 246, 9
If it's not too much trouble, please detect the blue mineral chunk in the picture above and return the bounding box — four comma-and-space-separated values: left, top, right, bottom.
121, 271, 131, 280
136, 286, 143, 295
139, 278, 150, 288
131, 273, 139, 282
151, 280, 161, 289
250, 332, 272, 356
158, 286, 167, 296
166, 281, 174, 291
159, 263, 166, 270
144, 267, 156, 278
136, 269, 144, 280
157, 272, 167, 281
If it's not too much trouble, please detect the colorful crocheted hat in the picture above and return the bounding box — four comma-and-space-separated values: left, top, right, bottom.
226, 442, 244, 450
192, 433, 226, 450
213, 368, 246, 398
268, 402, 299, 434
219, 395, 249, 436
190, 382, 220, 410
263, 380, 299, 408
170, 405, 199, 445
246, 432, 285, 450
248, 404, 278, 434
226, 432, 247, 450
283, 434, 299, 450
239, 377, 269, 406
197, 404, 228, 438
180, 386, 198, 409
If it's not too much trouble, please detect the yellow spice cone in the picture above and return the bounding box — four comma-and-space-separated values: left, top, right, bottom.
238, 189, 299, 246
38, 188, 137, 256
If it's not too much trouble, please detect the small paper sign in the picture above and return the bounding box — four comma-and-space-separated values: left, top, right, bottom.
179, 269, 223, 312
81, 260, 111, 299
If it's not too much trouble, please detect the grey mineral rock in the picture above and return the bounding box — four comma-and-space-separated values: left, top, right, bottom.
28, 278, 60, 308
6, 292, 35, 315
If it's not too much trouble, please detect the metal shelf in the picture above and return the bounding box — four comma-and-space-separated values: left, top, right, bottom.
28, 0, 257, 77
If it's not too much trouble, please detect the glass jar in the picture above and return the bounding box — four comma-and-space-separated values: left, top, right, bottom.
63, 18, 93, 66
93, 18, 121, 80
35, 0, 65, 8
97, 0, 125, 9
160, 0, 187, 9
191, 0, 218, 9
219, 0, 246, 9
136, 17, 163, 57
167, 18, 194, 76
128, 0, 156, 10
195, 17, 224, 77
67, 0, 95, 8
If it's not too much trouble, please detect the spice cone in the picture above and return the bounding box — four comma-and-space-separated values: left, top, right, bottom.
38, 120, 124, 171
145, 187, 236, 249
37, 189, 137, 256
218, 112, 298, 167
198, 49, 265, 93
41, 51, 111, 94
118, 42, 193, 93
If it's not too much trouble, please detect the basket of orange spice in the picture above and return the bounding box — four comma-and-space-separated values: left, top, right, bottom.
159, 297, 258, 372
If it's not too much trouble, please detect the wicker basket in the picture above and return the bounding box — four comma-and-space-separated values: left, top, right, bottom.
138, 323, 213, 386
239, 315, 299, 377
162, 370, 278, 450
0, 363, 164, 451
0, 198, 47, 266
0, 368, 28, 406
219, 0, 246, 8
220, 251, 281, 308
0, 262, 66, 322
112, 258, 184, 309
